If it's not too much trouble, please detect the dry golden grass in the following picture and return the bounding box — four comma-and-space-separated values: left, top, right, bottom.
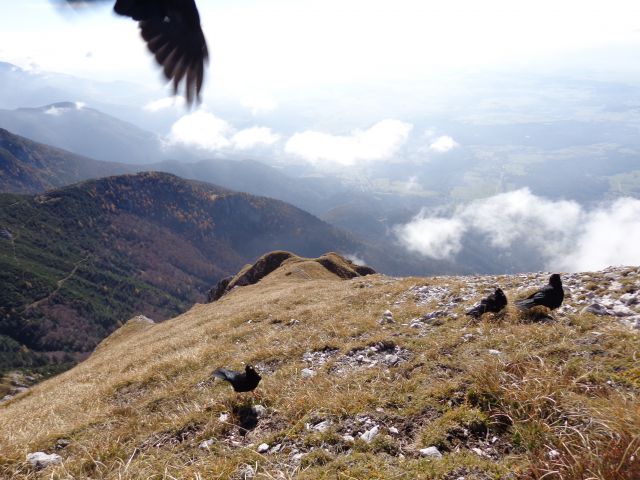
0, 263, 638, 479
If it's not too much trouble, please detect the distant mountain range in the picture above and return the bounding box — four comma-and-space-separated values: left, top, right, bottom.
0, 102, 182, 164
0, 172, 367, 373
0, 128, 474, 277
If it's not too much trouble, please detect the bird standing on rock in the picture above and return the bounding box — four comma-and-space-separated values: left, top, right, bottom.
61, 0, 209, 104
515, 274, 564, 311
212, 365, 261, 393
466, 287, 508, 319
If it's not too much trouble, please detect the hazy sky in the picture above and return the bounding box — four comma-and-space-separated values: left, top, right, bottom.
2, 0, 640, 94
2, 0, 640, 167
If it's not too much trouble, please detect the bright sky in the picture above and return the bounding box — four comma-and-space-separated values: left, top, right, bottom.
2, 0, 640, 93
2, 0, 640, 170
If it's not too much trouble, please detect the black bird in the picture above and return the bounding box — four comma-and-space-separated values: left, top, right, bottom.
466, 287, 508, 319
515, 274, 564, 311
212, 365, 261, 393
62, 0, 209, 104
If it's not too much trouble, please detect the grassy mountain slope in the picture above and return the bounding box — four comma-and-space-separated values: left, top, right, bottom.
0, 259, 637, 479
0, 128, 135, 193
0, 173, 366, 373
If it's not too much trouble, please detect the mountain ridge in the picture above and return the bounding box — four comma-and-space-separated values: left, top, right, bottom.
0, 172, 368, 374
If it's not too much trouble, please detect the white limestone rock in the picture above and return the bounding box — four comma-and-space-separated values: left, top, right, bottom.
26, 452, 62, 469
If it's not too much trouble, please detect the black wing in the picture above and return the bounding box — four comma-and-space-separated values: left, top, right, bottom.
117, 0, 208, 104
62, 0, 209, 104
525, 284, 553, 302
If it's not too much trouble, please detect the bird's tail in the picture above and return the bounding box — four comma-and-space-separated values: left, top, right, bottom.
212, 368, 232, 380
465, 306, 482, 318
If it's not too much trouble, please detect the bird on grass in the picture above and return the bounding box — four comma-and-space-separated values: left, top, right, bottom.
466, 287, 508, 319
60, 0, 208, 104
212, 365, 261, 393
515, 274, 564, 311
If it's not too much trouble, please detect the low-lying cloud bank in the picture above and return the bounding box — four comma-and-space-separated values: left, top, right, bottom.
166, 110, 280, 152
395, 188, 640, 272
284, 119, 413, 167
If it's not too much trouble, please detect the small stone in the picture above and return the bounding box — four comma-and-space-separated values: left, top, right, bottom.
55, 439, 70, 450
313, 420, 331, 432
219, 412, 230, 422
252, 405, 267, 417
609, 281, 624, 291
380, 310, 395, 324
237, 464, 256, 479
488, 349, 502, 355
342, 434, 355, 442
612, 304, 635, 317
624, 316, 640, 329
384, 354, 399, 366
462, 333, 474, 342
292, 453, 305, 462
389, 426, 399, 434
270, 443, 282, 453
360, 425, 379, 443
301, 368, 316, 378
620, 292, 639, 306
26, 452, 62, 469
548, 449, 561, 460
582, 303, 609, 316
199, 439, 215, 449
419, 446, 442, 458
472, 447, 488, 457
257, 443, 270, 453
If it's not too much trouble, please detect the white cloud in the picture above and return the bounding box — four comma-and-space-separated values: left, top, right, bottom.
231, 127, 280, 150
44, 106, 64, 116
402, 176, 421, 193
43, 102, 84, 116
559, 197, 640, 271
284, 119, 413, 167
395, 189, 640, 271
144, 96, 185, 112
344, 253, 367, 266
461, 189, 582, 256
167, 110, 233, 151
429, 135, 459, 153
166, 110, 280, 153
395, 215, 466, 261
240, 94, 278, 115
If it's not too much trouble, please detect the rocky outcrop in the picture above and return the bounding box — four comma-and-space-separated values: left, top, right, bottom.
207, 251, 375, 302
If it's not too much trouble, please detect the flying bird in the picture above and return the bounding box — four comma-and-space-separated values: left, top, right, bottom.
515, 274, 564, 311
466, 287, 508, 319
212, 365, 262, 393
61, 0, 209, 104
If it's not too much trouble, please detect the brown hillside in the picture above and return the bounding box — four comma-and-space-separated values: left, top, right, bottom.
0, 267, 638, 479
